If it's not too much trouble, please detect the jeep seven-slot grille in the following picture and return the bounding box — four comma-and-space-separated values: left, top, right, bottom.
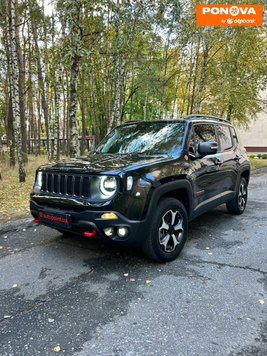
41, 172, 90, 197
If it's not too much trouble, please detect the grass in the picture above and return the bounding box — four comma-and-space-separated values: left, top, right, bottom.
0, 153, 267, 223
249, 157, 267, 170
0, 154, 50, 222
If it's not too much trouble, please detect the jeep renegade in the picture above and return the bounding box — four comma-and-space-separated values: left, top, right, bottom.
30, 114, 250, 262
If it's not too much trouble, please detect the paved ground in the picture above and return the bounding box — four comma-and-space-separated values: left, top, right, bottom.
0, 169, 266, 356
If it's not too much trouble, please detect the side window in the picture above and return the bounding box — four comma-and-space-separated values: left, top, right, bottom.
194, 124, 216, 147
188, 124, 216, 154
217, 125, 233, 152
230, 127, 238, 146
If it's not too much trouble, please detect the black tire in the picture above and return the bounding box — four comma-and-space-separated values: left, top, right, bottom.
142, 198, 188, 263
226, 177, 248, 215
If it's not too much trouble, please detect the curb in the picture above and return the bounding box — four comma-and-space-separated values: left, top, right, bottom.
0, 217, 34, 234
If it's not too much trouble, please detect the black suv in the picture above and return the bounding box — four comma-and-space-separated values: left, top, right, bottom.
30, 115, 250, 262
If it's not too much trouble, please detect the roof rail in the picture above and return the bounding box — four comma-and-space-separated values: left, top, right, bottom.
124, 120, 139, 124
185, 114, 230, 124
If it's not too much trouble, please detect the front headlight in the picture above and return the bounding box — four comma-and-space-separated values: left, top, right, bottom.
90, 175, 118, 200
33, 171, 42, 193
100, 176, 117, 197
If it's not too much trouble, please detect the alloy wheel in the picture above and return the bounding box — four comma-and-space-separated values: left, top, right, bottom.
238, 181, 247, 210
158, 209, 184, 253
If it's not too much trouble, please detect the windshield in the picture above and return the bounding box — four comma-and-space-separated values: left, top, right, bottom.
95, 122, 186, 155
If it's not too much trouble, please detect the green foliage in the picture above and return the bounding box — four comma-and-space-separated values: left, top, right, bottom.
0, 0, 266, 145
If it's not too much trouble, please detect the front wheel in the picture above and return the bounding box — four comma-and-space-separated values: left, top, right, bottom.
142, 198, 188, 263
226, 177, 248, 215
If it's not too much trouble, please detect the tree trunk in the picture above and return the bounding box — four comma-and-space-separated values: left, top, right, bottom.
29, 0, 51, 160
69, 54, 80, 157
171, 55, 183, 118
2, 18, 16, 167
68, 2, 82, 158
53, 15, 66, 161
189, 36, 201, 114
42, 0, 52, 160
66, 74, 70, 156
79, 71, 86, 155
7, 95, 16, 167
8, 0, 26, 182
108, 1, 124, 132
27, 39, 35, 154
109, 56, 125, 131
159, 16, 174, 119
196, 45, 209, 113
15, 0, 27, 162
62, 77, 67, 156
54, 87, 61, 160
227, 103, 233, 122
184, 41, 195, 116
89, 72, 99, 143
37, 91, 42, 155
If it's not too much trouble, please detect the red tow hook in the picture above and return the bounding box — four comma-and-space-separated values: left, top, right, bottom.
84, 229, 97, 238
33, 218, 40, 223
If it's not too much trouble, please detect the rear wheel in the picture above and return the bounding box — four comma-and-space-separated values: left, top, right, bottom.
142, 198, 188, 263
226, 177, 248, 215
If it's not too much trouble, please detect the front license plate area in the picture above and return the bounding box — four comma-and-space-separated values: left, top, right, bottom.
38, 211, 71, 229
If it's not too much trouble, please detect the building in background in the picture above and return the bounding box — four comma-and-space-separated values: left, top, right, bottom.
238, 94, 267, 153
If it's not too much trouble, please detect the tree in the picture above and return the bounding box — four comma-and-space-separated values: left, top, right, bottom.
66, 0, 82, 158
6, 0, 26, 182
0, 0, 266, 171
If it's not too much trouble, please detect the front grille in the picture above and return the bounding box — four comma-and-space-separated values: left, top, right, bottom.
41, 172, 90, 198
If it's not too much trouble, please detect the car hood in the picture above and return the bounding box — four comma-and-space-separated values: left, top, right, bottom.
38, 153, 173, 174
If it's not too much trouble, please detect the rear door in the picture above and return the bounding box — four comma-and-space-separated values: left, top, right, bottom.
216, 124, 238, 199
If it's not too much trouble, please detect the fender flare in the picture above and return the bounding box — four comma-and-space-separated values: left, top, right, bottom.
235, 165, 250, 191
144, 180, 194, 222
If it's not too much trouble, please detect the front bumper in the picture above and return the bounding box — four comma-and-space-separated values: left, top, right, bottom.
30, 199, 148, 246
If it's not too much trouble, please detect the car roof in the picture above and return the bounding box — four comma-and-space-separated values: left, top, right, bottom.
121, 114, 232, 127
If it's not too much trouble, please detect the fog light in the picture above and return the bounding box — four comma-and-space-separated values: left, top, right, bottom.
101, 213, 118, 219
104, 227, 114, 237
117, 227, 129, 238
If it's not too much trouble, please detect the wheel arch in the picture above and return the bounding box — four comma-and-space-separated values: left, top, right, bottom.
145, 180, 193, 221
241, 169, 250, 185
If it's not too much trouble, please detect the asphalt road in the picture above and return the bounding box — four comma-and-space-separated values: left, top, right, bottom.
0, 169, 266, 356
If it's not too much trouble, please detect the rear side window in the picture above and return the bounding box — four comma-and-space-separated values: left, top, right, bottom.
217, 125, 233, 152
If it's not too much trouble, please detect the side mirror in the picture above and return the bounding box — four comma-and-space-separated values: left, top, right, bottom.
198, 141, 218, 156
